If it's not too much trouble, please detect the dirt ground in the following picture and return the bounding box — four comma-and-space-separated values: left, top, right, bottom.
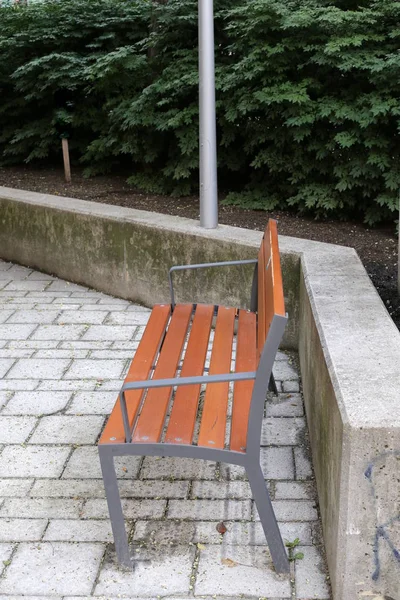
0, 165, 398, 330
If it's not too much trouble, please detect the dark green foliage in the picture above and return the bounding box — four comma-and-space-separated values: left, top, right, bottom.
0, 0, 399, 223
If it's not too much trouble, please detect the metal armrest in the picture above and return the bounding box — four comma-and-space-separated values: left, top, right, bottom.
121, 371, 256, 393
118, 371, 256, 442
168, 259, 258, 308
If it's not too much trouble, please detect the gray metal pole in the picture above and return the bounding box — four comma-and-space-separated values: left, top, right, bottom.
199, 0, 218, 229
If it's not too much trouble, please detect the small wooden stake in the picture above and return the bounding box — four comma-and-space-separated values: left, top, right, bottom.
62, 138, 71, 183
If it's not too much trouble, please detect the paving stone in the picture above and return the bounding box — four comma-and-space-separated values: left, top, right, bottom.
126, 304, 151, 312
0, 542, 104, 596
0, 479, 33, 497
27, 271, 56, 281
0, 359, 15, 378
95, 379, 123, 391
295, 446, 313, 480
117, 479, 189, 499
0, 543, 14, 574
0, 498, 82, 519
37, 380, 96, 391
0, 302, 37, 310
191, 480, 252, 499
0, 379, 38, 391
1, 324, 36, 340
195, 545, 291, 597
60, 341, 113, 350
46, 281, 88, 292
44, 519, 115, 542
0, 349, 35, 358
8, 340, 58, 349
261, 417, 306, 446
105, 312, 150, 325
253, 501, 318, 522
62, 446, 141, 479
0, 597, 60, 600
141, 456, 216, 480
82, 498, 166, 519
30, 479, 106, 498
221, 447, 294, 480
6, 359, 70, 380
168, 499, 251, 521
0, 416, 37, 443
97, 296, 130, 305
34, 349, 89, 359
36, 302, 81, 310
265, 393, 304, 417
273, 361, 299, 381
4, 281, 49, 292
66, 390, 117, 414
275, 481, 316, 500
192, 520, 313, 546
0, 290, 28, 297
90, 349, 138, 359
94, 545, 194, 597
82, 325, 138, 341
0, 518, 47, 541
0, 310, 16, 324
81, 303, 128, 311
282, 380, 300, 393
56, 310, 109, 324
133, 520, 195, 545
31, 325, 87, 340
0, 445, 70, 478
295, 545, 331, 599
64, 359, 125, 380
29, 415, 104, 444
3, 391, 71, 415
53, 297, 97, 305
6, 310, 60, 324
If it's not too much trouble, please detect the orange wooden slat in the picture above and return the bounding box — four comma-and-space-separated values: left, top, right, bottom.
230, 310, 257, 453
257, 240, 266, 358
269, 219, 285, 317
99, 304, 171, 445
197, 306, 236, 449
165, 304, 214, 445
132, 303, 193, 443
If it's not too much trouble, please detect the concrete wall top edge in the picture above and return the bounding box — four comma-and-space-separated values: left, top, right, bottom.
0, 186, 348, 255
301, 249, 400, 429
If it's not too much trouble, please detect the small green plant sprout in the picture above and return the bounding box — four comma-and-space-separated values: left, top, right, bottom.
285, 538, 304, 562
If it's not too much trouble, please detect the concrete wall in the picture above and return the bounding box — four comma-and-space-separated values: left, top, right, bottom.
298, 241, 400, 600
1, 186, 400, 599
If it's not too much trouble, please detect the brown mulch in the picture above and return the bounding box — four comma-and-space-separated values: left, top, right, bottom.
0, 165, 398, 329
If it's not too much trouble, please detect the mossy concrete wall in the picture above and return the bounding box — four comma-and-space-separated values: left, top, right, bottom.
297, 241, 400, 600
0, 187, 300, 348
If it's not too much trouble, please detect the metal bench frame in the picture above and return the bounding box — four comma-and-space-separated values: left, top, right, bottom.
99, 223, 290, 575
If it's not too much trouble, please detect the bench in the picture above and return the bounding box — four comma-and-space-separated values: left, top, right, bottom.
98, 219, 290, 574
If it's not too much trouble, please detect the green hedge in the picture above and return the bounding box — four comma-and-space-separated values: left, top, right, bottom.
0, 0, 399, 224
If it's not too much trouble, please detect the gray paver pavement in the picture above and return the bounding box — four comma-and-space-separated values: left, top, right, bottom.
0, 259, 331, 599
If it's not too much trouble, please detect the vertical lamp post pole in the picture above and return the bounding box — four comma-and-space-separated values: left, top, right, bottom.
199, 0, 218, 228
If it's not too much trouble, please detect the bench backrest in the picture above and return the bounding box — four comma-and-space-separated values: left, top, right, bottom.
256, 219, 285, 360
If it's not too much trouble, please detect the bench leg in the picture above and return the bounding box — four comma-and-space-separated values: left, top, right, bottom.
247, 463, 290, 574
99, 447, 132, 569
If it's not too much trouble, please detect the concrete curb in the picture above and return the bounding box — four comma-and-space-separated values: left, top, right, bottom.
1, 186, 399, 599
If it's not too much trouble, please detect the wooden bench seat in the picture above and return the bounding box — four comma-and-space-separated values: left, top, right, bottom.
98, 219, 290, 575
100, 303, 256, 452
